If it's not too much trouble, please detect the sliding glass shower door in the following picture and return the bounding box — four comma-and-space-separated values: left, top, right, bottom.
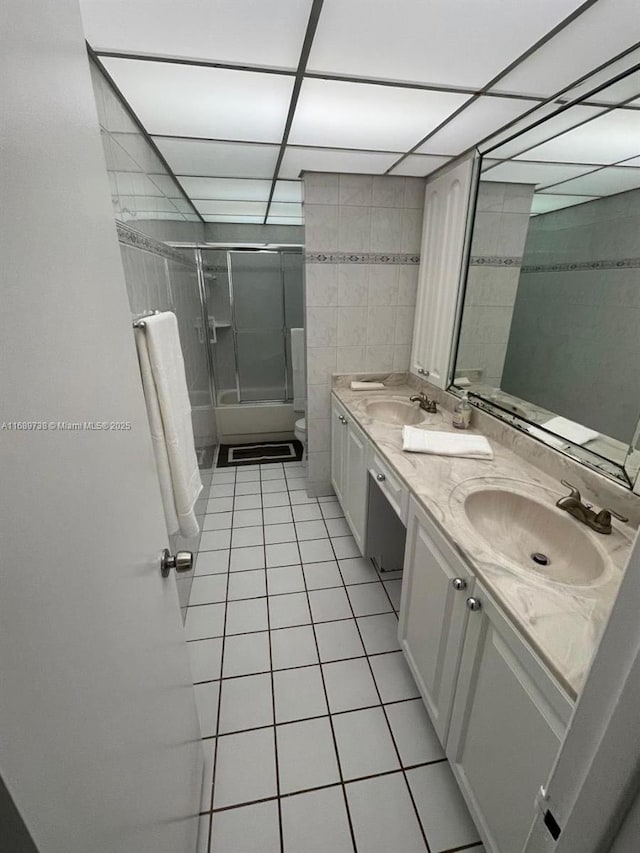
230, 251, 287, 402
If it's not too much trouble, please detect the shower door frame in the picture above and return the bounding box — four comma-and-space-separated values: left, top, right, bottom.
189, 244, 304, 407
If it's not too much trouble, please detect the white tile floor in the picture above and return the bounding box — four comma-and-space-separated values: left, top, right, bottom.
191, 458, 484, 853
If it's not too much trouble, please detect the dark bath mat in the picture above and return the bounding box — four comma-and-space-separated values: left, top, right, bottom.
217, 440, 303, 467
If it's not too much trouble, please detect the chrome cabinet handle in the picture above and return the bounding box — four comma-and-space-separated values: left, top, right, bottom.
417, 367, 430, 376
376, 473, 386, 482
466, 597, 482, 612
452, 578, 467, 591
161, 548, 193, 578
338, 415, 347, 424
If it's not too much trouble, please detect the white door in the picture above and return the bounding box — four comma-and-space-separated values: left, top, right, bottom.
0, 3, 202, 852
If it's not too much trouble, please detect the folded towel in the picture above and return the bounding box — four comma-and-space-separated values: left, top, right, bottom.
539, 416, 598, 446
135, 312, 203, 538
351, 381, 385, 390
402, 427, 494, 459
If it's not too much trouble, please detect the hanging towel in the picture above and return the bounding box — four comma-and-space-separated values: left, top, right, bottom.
350, 381, 385, 390
402, 426, 494, 459
135, 312, 202, 538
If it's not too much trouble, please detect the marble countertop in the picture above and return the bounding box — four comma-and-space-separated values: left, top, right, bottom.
333, 383, 636, 699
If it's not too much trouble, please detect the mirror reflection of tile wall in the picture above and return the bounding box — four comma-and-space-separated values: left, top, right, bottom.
503, 189, 640, 446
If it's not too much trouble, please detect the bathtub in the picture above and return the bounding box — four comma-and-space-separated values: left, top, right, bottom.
215, 389, 297, 444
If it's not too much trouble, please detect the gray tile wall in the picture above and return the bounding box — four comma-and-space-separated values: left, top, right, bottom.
303, 173, 426, 495
457, 181, 535, 387
502, 188, 640, 444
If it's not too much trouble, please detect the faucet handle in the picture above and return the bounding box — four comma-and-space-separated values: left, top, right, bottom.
560, 480, 581, 501
597, 507, 629, 523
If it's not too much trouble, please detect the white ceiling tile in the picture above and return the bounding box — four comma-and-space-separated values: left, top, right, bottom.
289, 78, 467, 151
579, 67, 640, 106
265, 217, 305, 225
481, 160, 597, 187
483, 105, 606, 160
153, 138, 279, 178
542, 166, 640, 197
493, 0, 640, 97
417, 95, 539, 156
515, 109, 640, 165
148, 174, 185, 196
388, 154, 451, 177
279, 146, 397, 178
102, 58, 293, 141
201, 214, 266, 223
307, 0, 584, 88
530, 194, 598, 214
118, 195, 182, 212
193, 200, 267, 216
179, 177, 272, 201
268, 202, 303, 217
273, 181, 303, 202
80, 0, 312, 70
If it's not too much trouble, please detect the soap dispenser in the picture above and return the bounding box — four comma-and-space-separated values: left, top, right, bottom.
453, 391, 472, 430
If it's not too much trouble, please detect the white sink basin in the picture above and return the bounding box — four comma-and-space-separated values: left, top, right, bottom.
450, 478, 609, 587
364, 398, 440, 426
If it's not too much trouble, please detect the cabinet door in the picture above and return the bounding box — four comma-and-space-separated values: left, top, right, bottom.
330, 399, 347, 504
343, 417, 369, 554
447, 584, 572, 853
411, 154, 476, 387
399, 497, 474, 744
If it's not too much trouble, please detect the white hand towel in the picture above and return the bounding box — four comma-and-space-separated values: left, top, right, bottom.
350, 381, 385, 390
538, 416, 598, 446
135, 312, 202, 538
402, 427, 494, 459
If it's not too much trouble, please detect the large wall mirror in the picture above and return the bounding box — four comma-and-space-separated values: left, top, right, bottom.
452, 64, 640, 488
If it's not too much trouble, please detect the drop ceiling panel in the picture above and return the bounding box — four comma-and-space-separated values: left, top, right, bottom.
307, 0, 583, 89
180, 177, 273, 201
388, 154, 451, 177
493, 0, 640, 97
484, 105, 606, 159
269, 202, 303, 217
102, 58, 293, 141
273, 181, 303, 202
543, 166, 640, 196
481, 160, 597, 187
80, 0, 312, 70
515, 109, 640, 164
193, 200, 267, 217
153, 138, 279, 178
530, 194, 598, 214
417, 95, 539, 156
266, 216, 305, 225
201, 214, 266, 223
289, 78, 468, 151
580, 68, 640, 106
279, 146, 398, 178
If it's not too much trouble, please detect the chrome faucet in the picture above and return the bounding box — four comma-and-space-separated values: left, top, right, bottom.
555, 480, 628, 534
409, 392, 438, 414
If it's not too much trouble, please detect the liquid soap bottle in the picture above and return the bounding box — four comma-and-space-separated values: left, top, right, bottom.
453, 391, 472, 430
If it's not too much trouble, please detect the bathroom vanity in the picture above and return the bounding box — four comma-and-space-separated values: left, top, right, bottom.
329, 379, 637, 853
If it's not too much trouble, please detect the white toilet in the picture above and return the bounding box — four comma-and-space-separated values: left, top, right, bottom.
291, 328, 306, 459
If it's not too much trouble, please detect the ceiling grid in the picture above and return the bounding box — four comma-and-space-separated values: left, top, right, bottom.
79, 0, 640, 223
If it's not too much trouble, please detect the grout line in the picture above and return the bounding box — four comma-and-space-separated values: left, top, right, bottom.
324, 531, 432, 853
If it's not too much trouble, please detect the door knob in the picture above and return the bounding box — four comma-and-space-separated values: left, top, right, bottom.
160, 548, 193, 578
466, 597, 482, 612
452, 577, 467, 591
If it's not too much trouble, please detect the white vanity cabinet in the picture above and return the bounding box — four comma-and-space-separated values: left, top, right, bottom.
447, 581, 573, 853
330, 397, 369, 553
399, 496, 475, 743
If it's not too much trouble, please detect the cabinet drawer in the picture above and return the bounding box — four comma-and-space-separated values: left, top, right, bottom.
369, 453, 409, 523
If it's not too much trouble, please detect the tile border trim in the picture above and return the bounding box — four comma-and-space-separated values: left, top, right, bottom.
469, 255, 522, 267
305, 252, 420, 265
521, 257, 640, 273
116, 221, 196, 267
